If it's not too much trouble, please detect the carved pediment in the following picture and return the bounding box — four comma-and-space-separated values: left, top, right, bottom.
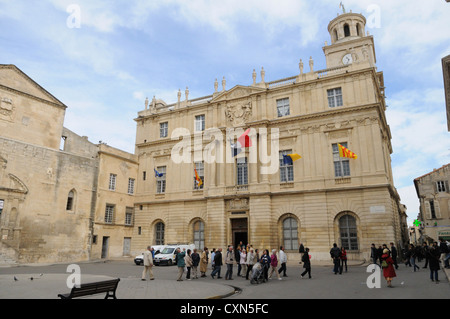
210, 85, 265, 103
0, 173, 28, 194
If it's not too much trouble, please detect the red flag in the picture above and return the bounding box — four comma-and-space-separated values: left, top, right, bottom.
237, 129, 252, 148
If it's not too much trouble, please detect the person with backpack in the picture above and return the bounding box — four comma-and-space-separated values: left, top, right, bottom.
330, 243, 341, 275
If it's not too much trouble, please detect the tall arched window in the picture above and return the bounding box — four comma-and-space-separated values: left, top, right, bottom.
344, 24, 350, 37
339, 214, 358, 251
66, 190, 75, 211
193, 220, 205, 250
356, 23, 361, 36
283, 217, 298, 250
155, 222, 165, 245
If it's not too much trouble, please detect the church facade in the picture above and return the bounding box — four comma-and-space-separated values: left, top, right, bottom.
131, 12, 409, 261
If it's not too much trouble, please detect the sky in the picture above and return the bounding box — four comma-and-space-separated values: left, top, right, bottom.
0, 0, 449, 225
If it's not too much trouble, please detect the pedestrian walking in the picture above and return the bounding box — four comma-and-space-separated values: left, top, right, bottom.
409, 244, 420, 272
185, 249, 193, 280
299, 242, 305, 264
141, 246, 155, 281
390, 242, 399, 269
278, 246, 288, 277
268, 249, 282, 280
381, 248, 396, 288
176, 248, 186, 281
211, 248, 223, 279
235, 246, 242, 277
210, 248, 216, 270
300, 248, 311, 279
404, 246, 412, 267
245, 248, 255, 280
200, 247, 208, 277
225, 245, 235, 280
377, 245, 383, 265
422, 242, 429, 269
260, 249, 271, 282
191, 249, 200, 279
370, 244, 377, 265
239, 248, 247, 277
340, 247, 347, 274
330, 243, 341, 274
428, 242, 441, 283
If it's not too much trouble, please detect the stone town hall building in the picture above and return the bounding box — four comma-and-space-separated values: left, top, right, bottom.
0, 12, 409, 264
131, 12, 409, 262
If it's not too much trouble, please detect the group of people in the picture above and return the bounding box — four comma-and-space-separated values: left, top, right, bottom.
329, 243, 348, 275
369, 239, 450, 287
208, 242, 289, 282
140, 239, 450, 287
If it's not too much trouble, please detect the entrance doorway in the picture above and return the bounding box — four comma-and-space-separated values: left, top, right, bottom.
101, 236, 109, 259
231, 218, 248, 249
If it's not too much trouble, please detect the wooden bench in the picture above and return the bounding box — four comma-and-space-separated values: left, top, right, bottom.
58, 278, 120, 299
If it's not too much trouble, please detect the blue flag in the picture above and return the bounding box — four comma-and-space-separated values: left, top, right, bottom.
154, 168, 163, 177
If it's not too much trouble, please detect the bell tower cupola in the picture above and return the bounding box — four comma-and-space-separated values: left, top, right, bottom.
323, 10, 376, 69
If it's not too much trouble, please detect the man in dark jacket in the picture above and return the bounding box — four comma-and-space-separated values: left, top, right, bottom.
191, 249, 200, 279
299, 243, 305, 264
330, 243, 341, 274
422, 242, 429, 269
390, 242, 398, 269
211, 248, 223, 279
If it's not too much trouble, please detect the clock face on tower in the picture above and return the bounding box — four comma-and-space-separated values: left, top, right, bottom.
342, 53, 353, 65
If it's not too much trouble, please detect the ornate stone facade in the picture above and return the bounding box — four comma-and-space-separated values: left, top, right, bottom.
132, 13, 408, 262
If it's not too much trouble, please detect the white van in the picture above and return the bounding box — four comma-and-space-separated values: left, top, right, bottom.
134, 245, 166, 265
153, 243, 196, 266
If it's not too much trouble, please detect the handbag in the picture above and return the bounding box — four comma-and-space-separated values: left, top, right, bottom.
381, 260, 388, 268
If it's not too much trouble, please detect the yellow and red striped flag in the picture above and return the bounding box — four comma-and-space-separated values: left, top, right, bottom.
338, 144, 357, 159
194, 168, 203, 187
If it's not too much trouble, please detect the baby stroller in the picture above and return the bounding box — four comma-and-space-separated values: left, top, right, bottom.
250, 262, 265, 284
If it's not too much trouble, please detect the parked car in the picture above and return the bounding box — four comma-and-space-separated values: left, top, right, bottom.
134, 245, 165, 265
153, 244, 195, 266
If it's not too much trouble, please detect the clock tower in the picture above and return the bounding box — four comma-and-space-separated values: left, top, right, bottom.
323, 11, 376, 69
